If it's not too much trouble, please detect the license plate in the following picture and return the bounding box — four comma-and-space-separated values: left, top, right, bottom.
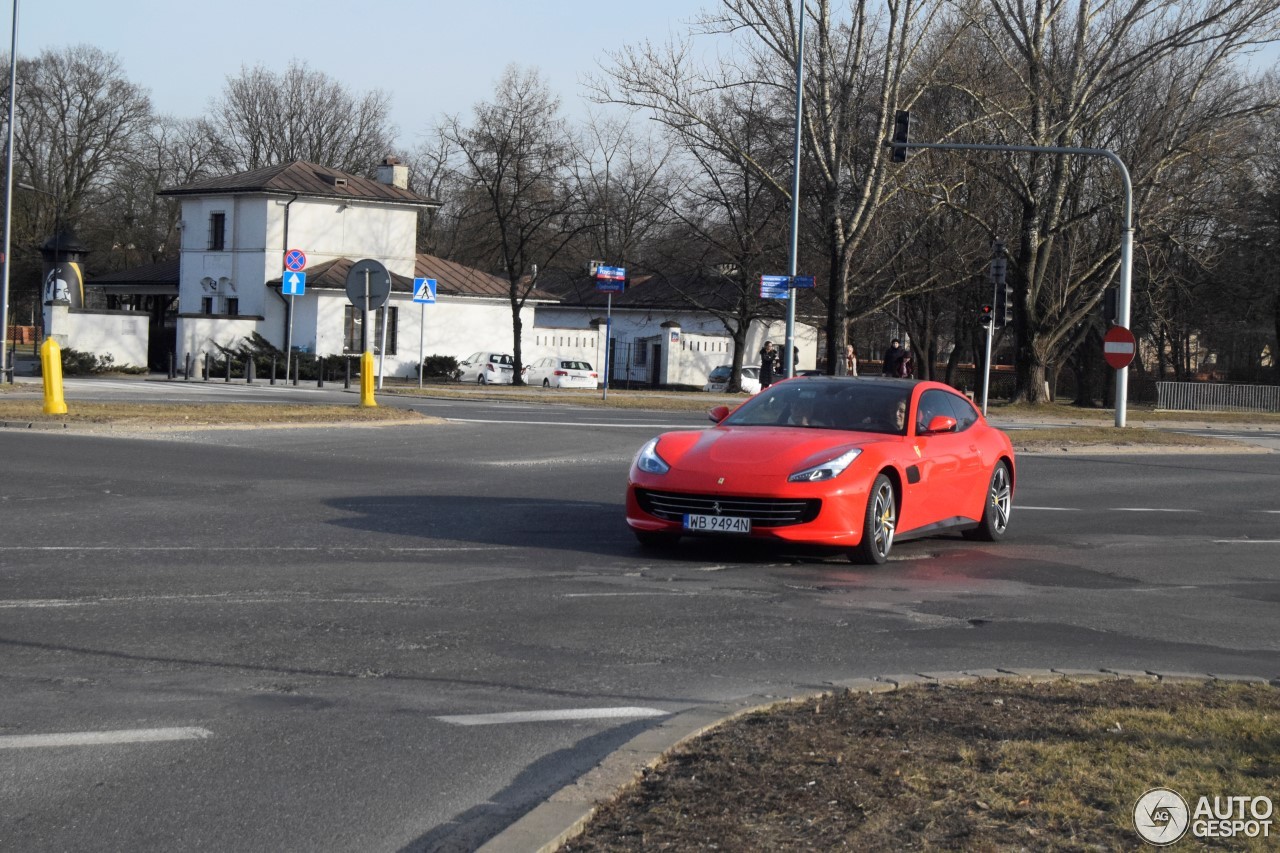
683, 513, 751, 534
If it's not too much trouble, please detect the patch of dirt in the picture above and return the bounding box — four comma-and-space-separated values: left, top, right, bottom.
563, 679, 1280, 851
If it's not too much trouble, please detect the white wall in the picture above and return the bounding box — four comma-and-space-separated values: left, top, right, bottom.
43, 305, 148, 368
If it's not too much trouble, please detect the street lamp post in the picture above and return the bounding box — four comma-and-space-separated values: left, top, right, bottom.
1, 0, 20, 382
16, 181, 59, 341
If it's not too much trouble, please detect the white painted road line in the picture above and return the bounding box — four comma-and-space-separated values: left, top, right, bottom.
1213, 540, 1280, 544
1113, 508, 1202, 513
1018, 506, 1081, 511
0, 727, 213, 750
436, 707, 668, 726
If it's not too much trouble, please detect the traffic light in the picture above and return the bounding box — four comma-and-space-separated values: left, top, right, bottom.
891, 110, 911, 162
978, 304, 994, 324
989, 240, 1013, 328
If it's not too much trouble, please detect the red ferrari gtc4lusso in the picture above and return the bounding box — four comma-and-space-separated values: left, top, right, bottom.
626, 376, 1015, 564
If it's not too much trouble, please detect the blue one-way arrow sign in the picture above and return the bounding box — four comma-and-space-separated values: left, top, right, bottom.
282, 271, 306, 296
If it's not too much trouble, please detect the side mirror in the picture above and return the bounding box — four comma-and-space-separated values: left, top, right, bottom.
924, 414, 957, 435
708, 405, 730, 424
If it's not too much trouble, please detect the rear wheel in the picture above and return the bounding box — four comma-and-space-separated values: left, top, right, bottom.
963, 460, 1012, 541
633, 529, 680, 550
543, 378, 550, 388
477, 373, 486, 385
850, 474, 896, 565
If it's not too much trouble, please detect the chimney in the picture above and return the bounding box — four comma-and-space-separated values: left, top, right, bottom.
376, 155, 409, 189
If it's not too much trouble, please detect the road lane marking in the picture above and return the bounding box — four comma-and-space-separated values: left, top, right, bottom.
1113, 508, 1201, 513
1212, 540, 1280, 544
441, 418, 694, 429
0, 546, 512, 552
558, 592, 692, 598
1017, 506, 1081, 511
0, 727, 213, 750
436, 707, 668, 726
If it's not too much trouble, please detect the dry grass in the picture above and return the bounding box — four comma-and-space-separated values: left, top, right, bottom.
0, 400, 428, 427
565, 680, 1280, 851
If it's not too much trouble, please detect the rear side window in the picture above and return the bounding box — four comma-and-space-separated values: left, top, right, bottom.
493, 354, 514, 365
938, 391, 979, 432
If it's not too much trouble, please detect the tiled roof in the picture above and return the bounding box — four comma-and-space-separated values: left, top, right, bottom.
267, 254, 558, 301
159, 160, 438, 208
86, 258, 179, 285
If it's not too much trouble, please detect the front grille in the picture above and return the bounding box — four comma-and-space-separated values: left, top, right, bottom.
635, 489, 820, 527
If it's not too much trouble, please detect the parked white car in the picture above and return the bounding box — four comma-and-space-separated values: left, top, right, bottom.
523, 356, 599, 389
455, 352, 515, 385
704, 364, 762, 394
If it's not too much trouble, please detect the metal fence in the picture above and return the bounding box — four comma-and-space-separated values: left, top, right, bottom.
1156, 381, 1280, 413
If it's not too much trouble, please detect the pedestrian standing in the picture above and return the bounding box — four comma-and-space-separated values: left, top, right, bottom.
845, 343, 858, 376
881, 338, 903, 376
758, 340, 779, 388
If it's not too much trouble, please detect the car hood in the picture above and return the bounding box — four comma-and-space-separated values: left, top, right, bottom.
647, 426, 900, 492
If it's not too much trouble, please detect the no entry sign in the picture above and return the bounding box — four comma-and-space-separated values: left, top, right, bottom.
1103, 325, 1137, 370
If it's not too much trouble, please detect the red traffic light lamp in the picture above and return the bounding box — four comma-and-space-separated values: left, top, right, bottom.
978, 304, 994, 324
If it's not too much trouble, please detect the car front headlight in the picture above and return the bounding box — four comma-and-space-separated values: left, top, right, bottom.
635, 437, 670, 475
788, 448, 862, 482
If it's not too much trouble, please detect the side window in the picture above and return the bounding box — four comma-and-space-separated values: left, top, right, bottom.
916, 390, 954, 434
939, 392, 979, 432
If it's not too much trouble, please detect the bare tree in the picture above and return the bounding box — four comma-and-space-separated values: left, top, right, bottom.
201, 61, 396, 174
440, 65, 585, 380
594, 0, 951, 374
938, 0, 1280, 401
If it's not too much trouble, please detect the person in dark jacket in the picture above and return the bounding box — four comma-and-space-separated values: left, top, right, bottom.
758, 341, 779, 387
881, 338, 903, 376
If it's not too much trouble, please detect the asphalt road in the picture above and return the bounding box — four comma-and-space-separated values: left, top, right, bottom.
1, 383, 1277, 851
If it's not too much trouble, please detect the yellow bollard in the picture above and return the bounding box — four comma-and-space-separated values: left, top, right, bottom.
40, 338, 69, 415
360, 350, 377, 407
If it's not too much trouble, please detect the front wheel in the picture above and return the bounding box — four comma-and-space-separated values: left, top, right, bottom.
963, 460, 1012, 541
850, 474, 896, 565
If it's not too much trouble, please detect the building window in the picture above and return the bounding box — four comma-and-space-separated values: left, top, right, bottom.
208, 212, 226, 251
202, 296, 214, 315
225, 297, 239, 316
344, 306, 397, 354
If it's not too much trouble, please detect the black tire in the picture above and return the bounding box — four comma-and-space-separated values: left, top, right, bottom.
850, 474, 896, 565
963, 460, 1012, 542
477, 373, 486, 385
543, 379, 550, 388
633, 529, 680, 550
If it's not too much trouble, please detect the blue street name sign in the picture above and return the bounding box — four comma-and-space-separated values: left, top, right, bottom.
791, 275, 816, 288
282, 271, 306, 296
760, 274, 789, 299
595, 265, 626, 293
413, 278, 437, 304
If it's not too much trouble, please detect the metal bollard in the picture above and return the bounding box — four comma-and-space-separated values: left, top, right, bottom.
317, 357, 324, 388
270, 356, 276, 385
168, 352, 175, 380
225, 357, 232, 383
246, 358, 255, 384
184, 353, 191, 381
204, 353, 211, 381
344, 358, 351, 390
292, 355, 299, 386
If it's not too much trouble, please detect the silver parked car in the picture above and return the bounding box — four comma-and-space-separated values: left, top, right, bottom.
455, 352, 515, 385
522, 356, 599, 389
704, 364, 761, 394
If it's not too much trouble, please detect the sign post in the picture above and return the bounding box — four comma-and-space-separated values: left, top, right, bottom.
282, 249, 307, 382
413, 278, 436, 389
344, 259, 392, 406
595, 265, 625, 400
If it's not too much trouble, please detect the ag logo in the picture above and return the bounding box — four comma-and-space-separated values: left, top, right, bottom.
1134, 787, 1189, 845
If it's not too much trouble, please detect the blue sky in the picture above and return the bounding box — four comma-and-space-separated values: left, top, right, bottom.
16, 0, 705, 148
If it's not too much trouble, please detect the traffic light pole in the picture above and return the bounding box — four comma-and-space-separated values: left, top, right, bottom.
890, 137, 1134, 427
981, 318, 994, 416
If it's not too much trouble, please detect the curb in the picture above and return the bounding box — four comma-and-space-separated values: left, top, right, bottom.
477, 667, 1280, 853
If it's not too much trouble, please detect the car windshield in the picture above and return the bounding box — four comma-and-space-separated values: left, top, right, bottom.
708, 367, 731, 382
491, 354, 514, 365
561, 361, 592, 371
722, 381, 910, 435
